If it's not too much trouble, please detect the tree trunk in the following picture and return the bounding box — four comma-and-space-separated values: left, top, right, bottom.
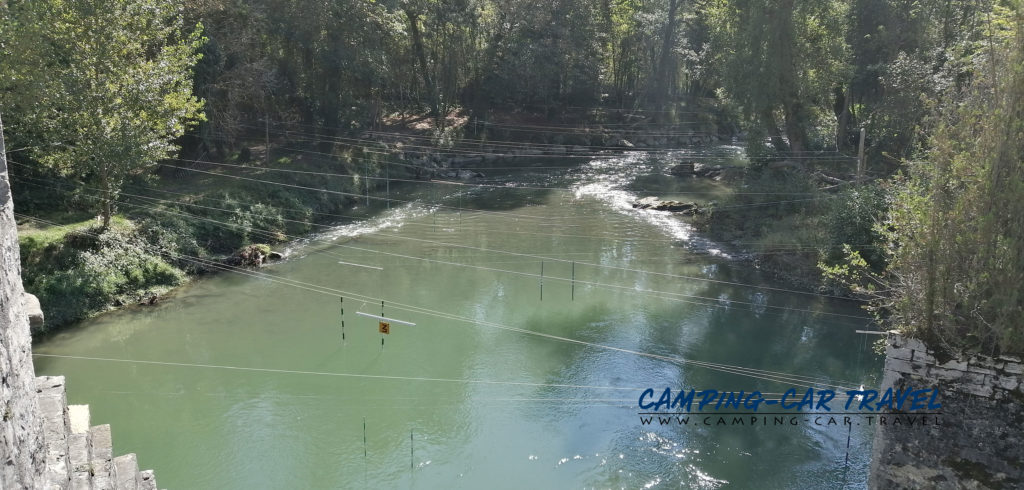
405, 9, 440, 123
651, 0, 680, 117
835, 85, 850, 150
100, 166, 112, 229
783, 102, 807, 153
761, 109, 788, 151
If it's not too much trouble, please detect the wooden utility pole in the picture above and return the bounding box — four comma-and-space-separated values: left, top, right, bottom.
857, 127, 866, 179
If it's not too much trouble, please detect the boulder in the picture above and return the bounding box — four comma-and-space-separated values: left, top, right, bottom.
632, 197, 700, 213
22, 292, 44, 328
692, 163, 745, 180
669, 162, 696, 176
267, 251, 284, 261
693, 163, 722, 178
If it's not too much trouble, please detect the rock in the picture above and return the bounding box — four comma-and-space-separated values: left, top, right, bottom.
617, 139, 634, 148
632, 197, 700, 213
22, 292, 44, 328
267, 251, 284, 261
669, 162, 696, 176
691, 163, 744, 181
693, 163, 722, 178
451, 156, 483, 166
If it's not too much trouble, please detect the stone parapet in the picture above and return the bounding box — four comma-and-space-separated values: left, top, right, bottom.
869, 332, 1024, 489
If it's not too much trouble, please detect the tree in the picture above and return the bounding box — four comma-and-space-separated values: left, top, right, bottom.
707, 0, 849, 152
1, 0, 204, 227
827, 6, 1023, 355
650, 0, 682, 112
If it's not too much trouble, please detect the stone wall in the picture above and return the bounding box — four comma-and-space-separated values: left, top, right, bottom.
870, 332, 1024, 489
1, 115, 46, 488
1, 117, 159, 489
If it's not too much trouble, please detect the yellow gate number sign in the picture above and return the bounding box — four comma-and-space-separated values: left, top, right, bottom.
379, 321, 390, 334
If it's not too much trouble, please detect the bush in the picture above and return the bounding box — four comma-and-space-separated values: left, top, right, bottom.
821, 183, 888, 269
20, 221, 186, 333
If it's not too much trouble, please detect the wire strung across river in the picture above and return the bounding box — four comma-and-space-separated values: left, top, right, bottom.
10, 170, 873, 304
17, 212, 860, 391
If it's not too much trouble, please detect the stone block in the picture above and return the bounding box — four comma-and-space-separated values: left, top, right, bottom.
966, 364, 997, 376
969, 355, 1004, 371
22, 292, 44, 328
36, 376, 71, 489
1003, 362, 1024, 375
913, 349, 937, 364
928, 366, 965, 382
139, 470, 157, 490
887, 346, 914, 361
90, 459, 113, 490
68, 432, 92, 490
902, 337, 928, 353
112, 454, 140, 490
953, 381, 994, 398
888, 332, 904, 348
937, 359, 968, 372
89, 424, 113, 462
68, 405, 90, 435
886, 358, 915, 374
991, 375, 1021, 392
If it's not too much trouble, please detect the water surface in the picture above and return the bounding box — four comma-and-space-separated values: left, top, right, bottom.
36, 149, 882, 489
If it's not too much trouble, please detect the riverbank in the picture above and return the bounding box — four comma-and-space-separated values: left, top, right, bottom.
13, 108, 879, 336
687, 160, 887, 297
12, 111, 724, 334
31, 150, 881, 488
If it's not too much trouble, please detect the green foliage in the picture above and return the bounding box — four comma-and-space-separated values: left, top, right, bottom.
844, 12, 1024, 354
706, 0, 850, 152
19, 221, 186, 332
1, 0, 205, 225
821, 183, 888, 268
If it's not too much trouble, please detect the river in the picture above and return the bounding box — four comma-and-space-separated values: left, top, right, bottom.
34, 149, 881, 489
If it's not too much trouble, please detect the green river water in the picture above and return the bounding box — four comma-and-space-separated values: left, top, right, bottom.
35, 149, 882, 489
